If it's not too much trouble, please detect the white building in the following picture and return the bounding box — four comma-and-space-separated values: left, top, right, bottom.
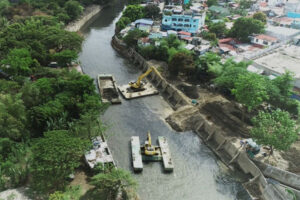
250, 34, 279, 46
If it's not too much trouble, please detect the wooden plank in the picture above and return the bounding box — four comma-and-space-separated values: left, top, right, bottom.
158, 136, 174, 172
131, 136, 143, 172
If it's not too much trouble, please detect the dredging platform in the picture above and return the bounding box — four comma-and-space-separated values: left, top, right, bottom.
131, 132, 174, 172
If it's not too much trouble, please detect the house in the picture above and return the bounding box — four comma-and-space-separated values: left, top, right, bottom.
162, 11, 206, 34
184, 0, 191, 4
149, 32, 163, 39
134, 19, 154, 32
250, 34, 279, 46
208, 6, 230, 18
138, 37, 151, 46
178, 31, 192, 39
271, 17, 294, 27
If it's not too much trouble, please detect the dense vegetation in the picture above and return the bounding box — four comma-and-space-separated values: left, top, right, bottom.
0, 0, 138, 199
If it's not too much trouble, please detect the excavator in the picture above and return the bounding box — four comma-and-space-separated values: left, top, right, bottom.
129, 66, 160, 91
142, 131, 161, 156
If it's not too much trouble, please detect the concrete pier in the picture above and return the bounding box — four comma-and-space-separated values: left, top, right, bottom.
158, 136, 174, 172
131, 136, 143, 172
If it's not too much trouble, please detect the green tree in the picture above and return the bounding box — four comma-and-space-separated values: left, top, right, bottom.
123, 28, 148, 47
253, 12, 267, 24
0, 0, 9, 16
122, 5, 144, 22
251, 109, 298, 155
143, 4, 160, 19
64, 1, 83, 21
1, 48, 33, 76
208, 22, 228, 38
196, 52, 221, 79
30, 130, 89, 193
239, 0, 254, 9
116, 16, 131, 31
0, 94, 28, 141
230, 17, 265, 42
168, 52, 194, 76
52, 50, 78, 67
90, 168, 137, 199
202, 31, 217, 41
207, 0, 217, 7
214, 59, 249, 91
232, 73, 269, 119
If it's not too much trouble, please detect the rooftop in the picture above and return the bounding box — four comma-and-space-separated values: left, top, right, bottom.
253, 34, 278, 42
254, 45, 300, 78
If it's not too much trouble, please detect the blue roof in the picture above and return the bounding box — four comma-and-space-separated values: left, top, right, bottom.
287, 12, 300, 18
134, 19, 153, 25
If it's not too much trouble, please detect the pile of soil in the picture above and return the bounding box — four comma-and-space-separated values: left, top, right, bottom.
200, 101, 250, 138
175, 83, 199, 99
280, 140, 300, 174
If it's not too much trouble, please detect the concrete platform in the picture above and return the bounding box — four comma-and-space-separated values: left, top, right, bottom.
131, 136, 143, 172
158, 136, 174, 172
118, 82, 158, 100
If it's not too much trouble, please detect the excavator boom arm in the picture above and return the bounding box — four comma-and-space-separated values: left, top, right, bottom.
130, 66, 160, 89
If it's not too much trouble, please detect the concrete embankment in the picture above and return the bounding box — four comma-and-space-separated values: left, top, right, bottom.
111, 35, 299, 200
111, 36, 190, 110
65, 5, 102, 32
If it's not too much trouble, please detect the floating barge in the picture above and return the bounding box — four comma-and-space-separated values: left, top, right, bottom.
118, 82, 158, 100
130, 133, 174, 172
85, 135, 115, 169
97, 74, 121, 104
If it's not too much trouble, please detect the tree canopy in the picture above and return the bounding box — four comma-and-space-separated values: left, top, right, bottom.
30, 130, 89, 193
90, 168, 137, 199
253, 12, 267, 24
251, 109, 298, 154
230, 17, 265, 42
232, 73, 269, 111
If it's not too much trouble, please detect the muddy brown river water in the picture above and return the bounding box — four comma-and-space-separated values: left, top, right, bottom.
79, 1, 251, 199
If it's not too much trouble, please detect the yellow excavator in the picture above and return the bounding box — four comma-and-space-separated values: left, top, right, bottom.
143, 131, 160, 156
129, 66, 159, 91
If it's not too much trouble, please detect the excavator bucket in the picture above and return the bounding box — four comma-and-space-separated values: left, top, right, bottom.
118, 82, 158, 99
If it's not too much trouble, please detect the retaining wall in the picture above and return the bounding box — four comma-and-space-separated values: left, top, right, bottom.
65, 5, 102, 32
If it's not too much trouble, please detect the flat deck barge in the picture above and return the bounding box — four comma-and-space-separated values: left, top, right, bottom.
131, 136, 143, 172
158, 136, 174, 172
97, 74, 121, 104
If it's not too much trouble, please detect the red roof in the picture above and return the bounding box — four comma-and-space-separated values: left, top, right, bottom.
260, 2, 268, 7
255, 34, 278, 42
178, 31, 192, 36
219, 38, 234, 43
219, 43, 236, 51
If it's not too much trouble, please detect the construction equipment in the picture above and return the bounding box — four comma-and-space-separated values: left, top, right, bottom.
129, 66, 159, 91
118, 66, 159, 100
143, 131, 160, 156
130, 131, 174, 172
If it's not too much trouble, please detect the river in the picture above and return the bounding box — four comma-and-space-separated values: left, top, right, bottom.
79, 2, 250, 200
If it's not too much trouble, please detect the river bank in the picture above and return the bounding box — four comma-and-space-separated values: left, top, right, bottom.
65, 5, 102, 32
111, 34, 300, 200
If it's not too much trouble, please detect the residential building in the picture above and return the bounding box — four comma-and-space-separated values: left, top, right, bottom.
134, 19, 153, 32
162, 11, 205, 34
250, 34, 279, 46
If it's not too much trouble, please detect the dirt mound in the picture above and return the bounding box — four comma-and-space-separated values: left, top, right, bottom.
200, 101, 250, 138
165, 106, 201, 132
175, 83, 199, 99
280, 140, 300, 174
